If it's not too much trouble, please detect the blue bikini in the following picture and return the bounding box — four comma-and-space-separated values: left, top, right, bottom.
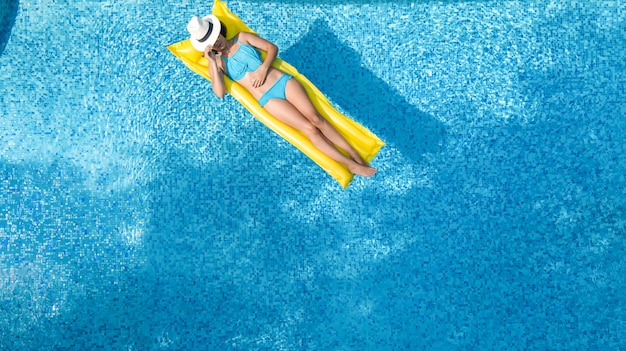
220, 38, 292, 107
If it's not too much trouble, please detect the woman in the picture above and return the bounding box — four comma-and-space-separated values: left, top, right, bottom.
187, 15, 377, 178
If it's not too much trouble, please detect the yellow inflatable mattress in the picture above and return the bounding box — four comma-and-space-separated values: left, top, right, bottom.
167, 0, 384, 188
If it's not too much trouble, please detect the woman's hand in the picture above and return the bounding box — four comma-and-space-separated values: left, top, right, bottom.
250, 66, 269, 88
204, 46, 216, 62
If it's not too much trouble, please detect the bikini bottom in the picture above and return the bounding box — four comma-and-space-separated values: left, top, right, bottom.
258, 74, 293, 107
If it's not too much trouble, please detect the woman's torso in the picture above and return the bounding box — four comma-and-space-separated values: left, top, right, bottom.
218, 38, 283, 100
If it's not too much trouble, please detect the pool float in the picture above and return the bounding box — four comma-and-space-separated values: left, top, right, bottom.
167, 0, 384, 188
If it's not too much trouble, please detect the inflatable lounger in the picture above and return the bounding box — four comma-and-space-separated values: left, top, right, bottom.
167, 0, 384, 188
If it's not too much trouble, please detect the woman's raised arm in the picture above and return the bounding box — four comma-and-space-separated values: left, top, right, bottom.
205, 46, 226, 98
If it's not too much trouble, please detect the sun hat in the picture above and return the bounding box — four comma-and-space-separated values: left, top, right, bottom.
187, 15, 222, 52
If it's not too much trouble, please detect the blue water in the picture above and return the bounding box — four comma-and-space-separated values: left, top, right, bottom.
1, 0, 625, 350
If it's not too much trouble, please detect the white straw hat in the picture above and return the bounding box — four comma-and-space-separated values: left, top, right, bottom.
187, 15, 222, 52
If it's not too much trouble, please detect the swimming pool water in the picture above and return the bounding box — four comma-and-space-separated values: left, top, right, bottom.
1, 0, 625, 350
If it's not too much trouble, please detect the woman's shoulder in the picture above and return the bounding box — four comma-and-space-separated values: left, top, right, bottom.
234, 31, 258, 44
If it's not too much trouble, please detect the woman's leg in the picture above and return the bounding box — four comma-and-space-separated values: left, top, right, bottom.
263, 98, 376, 177
283, 78, 369, 166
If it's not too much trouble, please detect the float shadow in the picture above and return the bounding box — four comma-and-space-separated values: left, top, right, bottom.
282, 19, 447, 163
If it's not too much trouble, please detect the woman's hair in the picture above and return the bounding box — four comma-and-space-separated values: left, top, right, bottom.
219, 21, 227, 37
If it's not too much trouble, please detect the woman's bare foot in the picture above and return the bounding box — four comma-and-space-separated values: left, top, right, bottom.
348, 162, 377, 177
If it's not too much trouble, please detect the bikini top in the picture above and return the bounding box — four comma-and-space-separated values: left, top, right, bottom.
219, 38, 262, 81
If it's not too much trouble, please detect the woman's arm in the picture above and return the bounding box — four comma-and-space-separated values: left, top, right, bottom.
205, 46, 226, 98
237, 32, 278, 88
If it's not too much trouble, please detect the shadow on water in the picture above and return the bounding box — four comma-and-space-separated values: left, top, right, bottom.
282, 19, 447, 163
0, 0, 19, 55
363, 5, 626, 347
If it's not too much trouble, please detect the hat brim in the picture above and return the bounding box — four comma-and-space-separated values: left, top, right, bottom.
190, 15, 221, 52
